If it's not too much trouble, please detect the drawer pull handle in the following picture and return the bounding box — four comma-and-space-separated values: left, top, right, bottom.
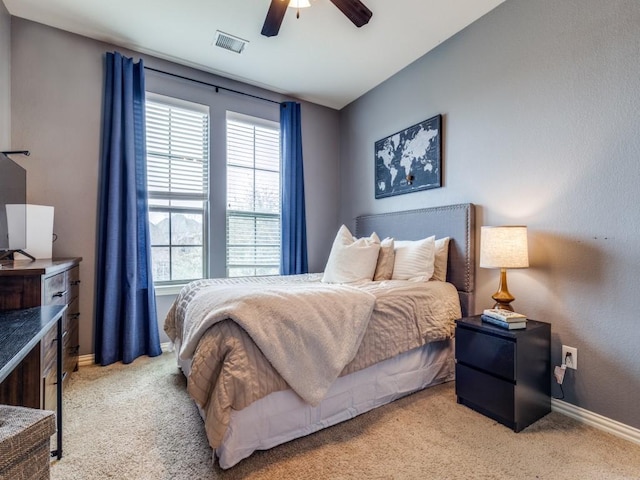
52, 290, 68, 298
52, 331, 69, 342
54, 371, 68, 385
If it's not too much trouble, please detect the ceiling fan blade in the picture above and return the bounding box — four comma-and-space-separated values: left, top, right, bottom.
329, 0, 372, 28
261, 0, 291, 37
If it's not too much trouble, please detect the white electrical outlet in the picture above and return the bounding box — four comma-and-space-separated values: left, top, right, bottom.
562, 345, 578, 370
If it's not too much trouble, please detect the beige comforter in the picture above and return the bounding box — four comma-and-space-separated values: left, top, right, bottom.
164, 274, 461, 449
177, 281, 376, 405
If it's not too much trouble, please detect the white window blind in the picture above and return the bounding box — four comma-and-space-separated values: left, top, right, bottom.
226, 112, 281, 277
145, 94, 209, 284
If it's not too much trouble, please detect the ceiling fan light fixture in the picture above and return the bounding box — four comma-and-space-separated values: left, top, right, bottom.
262, 0, 371, 37
288, 0, 310, 19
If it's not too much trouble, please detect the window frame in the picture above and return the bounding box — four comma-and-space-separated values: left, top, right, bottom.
145, 92, 210, 287
225, 111, 281, 277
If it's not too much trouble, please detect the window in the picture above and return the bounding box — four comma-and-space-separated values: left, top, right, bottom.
226, 112, 281, 277
145, 94, 209, 284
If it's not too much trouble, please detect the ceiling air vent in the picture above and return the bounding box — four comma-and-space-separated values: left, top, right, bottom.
214, 31, 248, 54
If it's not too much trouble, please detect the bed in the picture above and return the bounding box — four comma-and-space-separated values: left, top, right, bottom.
165, 203, 475, 469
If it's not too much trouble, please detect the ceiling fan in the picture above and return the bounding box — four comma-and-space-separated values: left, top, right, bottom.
261, 0, 373, 37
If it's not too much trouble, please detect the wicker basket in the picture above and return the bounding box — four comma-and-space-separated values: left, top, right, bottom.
0, 405, 56, 480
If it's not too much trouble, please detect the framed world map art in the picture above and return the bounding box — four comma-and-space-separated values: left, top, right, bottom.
374, 114, 442, 199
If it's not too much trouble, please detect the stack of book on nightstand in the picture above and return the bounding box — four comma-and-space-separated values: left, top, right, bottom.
481, 308, 527, 329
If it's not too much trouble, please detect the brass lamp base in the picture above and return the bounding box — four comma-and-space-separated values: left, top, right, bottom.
491, 268, 515, 311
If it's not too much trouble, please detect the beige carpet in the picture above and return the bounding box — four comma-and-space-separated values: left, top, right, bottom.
51, 352, 640, 480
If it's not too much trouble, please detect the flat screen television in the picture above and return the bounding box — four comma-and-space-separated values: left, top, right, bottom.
0, 153, 29, 260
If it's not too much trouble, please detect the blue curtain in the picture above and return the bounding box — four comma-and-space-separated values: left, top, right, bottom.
95, 52, 161, 366
280, 102, 308, 275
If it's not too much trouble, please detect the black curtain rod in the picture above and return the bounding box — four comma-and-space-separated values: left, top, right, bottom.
1, 150, 30, 156
144, 66, 281, 105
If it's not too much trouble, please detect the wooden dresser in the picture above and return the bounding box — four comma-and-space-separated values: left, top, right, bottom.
0, 306, 66, 458
0, 258, 82, 396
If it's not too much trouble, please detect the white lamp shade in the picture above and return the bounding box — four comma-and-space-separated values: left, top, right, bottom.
6, 204, 54, 259
480, 226, 529, 269
288, 0, 311, 8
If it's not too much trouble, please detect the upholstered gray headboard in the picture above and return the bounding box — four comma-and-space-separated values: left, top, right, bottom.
355, 203, 475, 317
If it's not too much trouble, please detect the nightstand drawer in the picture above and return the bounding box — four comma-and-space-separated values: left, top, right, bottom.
456, 327, 515, 381
456, 363, 514, 423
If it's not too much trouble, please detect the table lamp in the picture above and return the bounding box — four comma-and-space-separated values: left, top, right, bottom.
480, 226, 529, 311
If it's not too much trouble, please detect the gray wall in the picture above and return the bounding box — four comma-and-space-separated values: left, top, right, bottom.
0, 0, 10, 148
10, 18, 340, 354
339, 0, 640, 428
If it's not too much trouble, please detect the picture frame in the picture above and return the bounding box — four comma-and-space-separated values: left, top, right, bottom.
374, 114, 442, 199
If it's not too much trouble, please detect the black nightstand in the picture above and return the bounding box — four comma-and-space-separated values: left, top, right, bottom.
455, 315, 551, 432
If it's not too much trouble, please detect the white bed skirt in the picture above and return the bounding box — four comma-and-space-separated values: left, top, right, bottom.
210, 339, 455, 469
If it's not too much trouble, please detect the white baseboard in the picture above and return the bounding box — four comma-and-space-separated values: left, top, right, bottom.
77, 342, 173, 368
77, 353, 95, 368
552, 398, 640, 446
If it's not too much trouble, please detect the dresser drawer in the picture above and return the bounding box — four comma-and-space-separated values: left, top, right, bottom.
66, 297, 79, 322
68, 266, 81, 302
44, 273, 67, 305
456, 363, 515, 423
43, 364, 58, 413
64, 338, 79, 377
41, 326, 58, 375
66, 316, 79, 376
456, 327, 516, 381
59, 298, 78, 336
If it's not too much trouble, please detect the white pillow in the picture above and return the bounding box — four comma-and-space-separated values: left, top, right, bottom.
373, 237, 395, 281
322, 225, 381, 283
431, 237, 450, 282
392, 236, 436, 281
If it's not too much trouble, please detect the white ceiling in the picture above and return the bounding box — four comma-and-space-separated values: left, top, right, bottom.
4, 0, 505, 109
